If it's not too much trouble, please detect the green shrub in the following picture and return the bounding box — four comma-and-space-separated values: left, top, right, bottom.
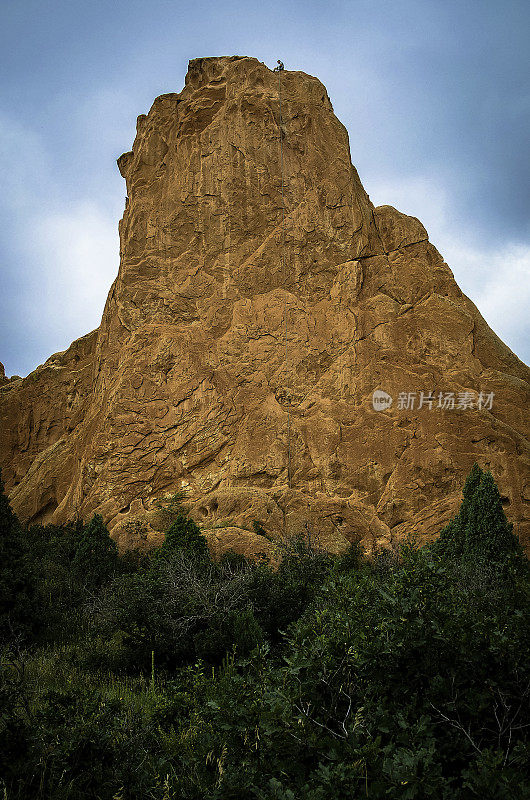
174, 540, 529, 798
0, 475, 37, 643
194, 607, 264, 662
1, 468, 528, 798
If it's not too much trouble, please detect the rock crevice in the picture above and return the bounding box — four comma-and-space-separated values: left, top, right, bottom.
1, 56, 528, 554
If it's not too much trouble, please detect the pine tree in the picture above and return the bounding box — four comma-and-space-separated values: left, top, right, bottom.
160, 514, 210, 562
435, 463, 484, 557
71, 514, 118, 589
465, 471, 521, 561
459, 461, 484, 528
433, 464, 522, 563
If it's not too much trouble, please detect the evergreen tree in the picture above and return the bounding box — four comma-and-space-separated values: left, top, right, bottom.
71, 514, 118, 589
433, 464, 522, 563
435, 463, 483, 557
159, 514, 210, 562
465, 471, 521, 561
459, 461, 484, 528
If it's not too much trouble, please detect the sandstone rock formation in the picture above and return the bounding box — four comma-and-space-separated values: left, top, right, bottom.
1, 56, 529, 556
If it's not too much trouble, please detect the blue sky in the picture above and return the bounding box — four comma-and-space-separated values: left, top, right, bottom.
1, 0, 528, 376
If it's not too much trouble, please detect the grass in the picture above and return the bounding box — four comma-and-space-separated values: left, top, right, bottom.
16, 641, 165, 719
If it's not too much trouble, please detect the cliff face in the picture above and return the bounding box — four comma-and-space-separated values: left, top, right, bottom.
1, 56, 529, 555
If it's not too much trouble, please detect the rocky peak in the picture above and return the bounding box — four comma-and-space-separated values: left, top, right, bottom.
1, 57, 528, 556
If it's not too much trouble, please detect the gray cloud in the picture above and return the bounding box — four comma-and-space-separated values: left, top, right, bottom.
1, 0, 528, 374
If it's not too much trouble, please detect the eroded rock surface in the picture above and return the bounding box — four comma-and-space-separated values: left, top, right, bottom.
1, 56, 529, 555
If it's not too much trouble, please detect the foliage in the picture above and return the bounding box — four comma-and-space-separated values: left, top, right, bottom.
158, 513, 210, 563
169, 541, 529, 798
433, 463, 523, 564
71, 514, 119, 589
0, 475, 37, 644
0, 466, 528, 798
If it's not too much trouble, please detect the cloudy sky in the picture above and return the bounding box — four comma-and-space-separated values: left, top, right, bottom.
1, 0, 528, 376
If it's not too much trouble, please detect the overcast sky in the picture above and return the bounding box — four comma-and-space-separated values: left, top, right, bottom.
1, 0, 528, 377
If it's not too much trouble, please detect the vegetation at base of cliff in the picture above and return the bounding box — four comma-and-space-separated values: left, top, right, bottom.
1, 466, 529, 799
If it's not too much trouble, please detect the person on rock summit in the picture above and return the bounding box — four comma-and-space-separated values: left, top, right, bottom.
274, 60, 284, 71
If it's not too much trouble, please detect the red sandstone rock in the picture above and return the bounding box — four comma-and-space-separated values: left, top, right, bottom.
1, 56, 528, 556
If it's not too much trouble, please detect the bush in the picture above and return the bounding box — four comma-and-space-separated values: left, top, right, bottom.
248, 535, 334, 640
194, 607, 264, 662
0, 476, 37, 644
1, 468, 528, 798
174, 541, 529, 798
